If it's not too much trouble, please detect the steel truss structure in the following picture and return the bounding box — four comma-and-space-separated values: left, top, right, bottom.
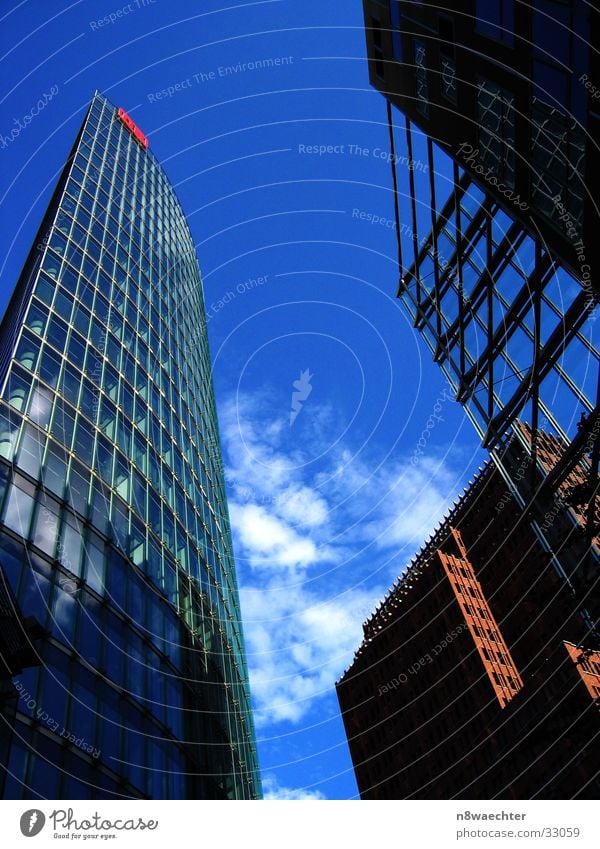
388, 105, 600, 633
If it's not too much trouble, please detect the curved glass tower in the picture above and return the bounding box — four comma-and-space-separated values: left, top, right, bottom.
0, 93, 261, 799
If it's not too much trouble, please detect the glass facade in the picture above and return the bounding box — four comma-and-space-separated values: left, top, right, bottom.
476, 78, 515, 189
0, 93, 261, 799
368, 0, 598, 293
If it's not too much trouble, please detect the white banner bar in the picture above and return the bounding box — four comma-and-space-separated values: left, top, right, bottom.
0, 800, 597, 848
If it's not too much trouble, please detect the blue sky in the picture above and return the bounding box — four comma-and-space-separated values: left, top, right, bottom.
0, 0, 485, 799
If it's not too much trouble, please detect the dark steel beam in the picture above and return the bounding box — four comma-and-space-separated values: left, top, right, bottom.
405, 116, 422, 314
427, 136, 442, 344
386, 99, 403, 276
530, 241, 543, 488
485, 196, 494, 424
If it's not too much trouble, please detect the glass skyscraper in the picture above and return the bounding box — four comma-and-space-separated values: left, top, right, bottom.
0, 92, 261, 799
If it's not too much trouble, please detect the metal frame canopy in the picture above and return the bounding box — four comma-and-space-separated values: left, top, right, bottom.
388, 106, 599, 634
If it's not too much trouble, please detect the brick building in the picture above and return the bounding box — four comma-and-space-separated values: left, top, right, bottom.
337, 454, 599, 798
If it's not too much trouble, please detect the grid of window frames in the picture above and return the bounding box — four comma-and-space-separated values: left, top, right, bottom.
388, 115, 598, 628
0, 93, 260, 799
392, 118, 598, 461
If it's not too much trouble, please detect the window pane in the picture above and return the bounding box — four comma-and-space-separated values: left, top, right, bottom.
32, 497, 60, 556
0, 408, 21, 461
17, 425, 45, 479
6, 369, 30, 412
74, 419, 94, 467
15, 331, 41, 371
18, 569, 51, 624
3, 483, 34, 537
67, 462, 89, 517
51, 582, 78, 645
38, 346, 62, 388
78, 594, 102, 668
43, 442, 68, 498
59, 514, 83, 578
51, 401, 76, 450
84, 538, 105, 596
28, 384, 54, 429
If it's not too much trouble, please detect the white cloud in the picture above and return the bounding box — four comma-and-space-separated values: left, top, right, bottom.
241, 580, 380, 726
347, 455, 458, 549
262, 775, 326, 800
219, 391, 461, 727
275, 485, 329, 528
228, 502, 331, 571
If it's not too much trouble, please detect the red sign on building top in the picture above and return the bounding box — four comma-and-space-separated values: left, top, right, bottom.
117, 107, 149, 149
